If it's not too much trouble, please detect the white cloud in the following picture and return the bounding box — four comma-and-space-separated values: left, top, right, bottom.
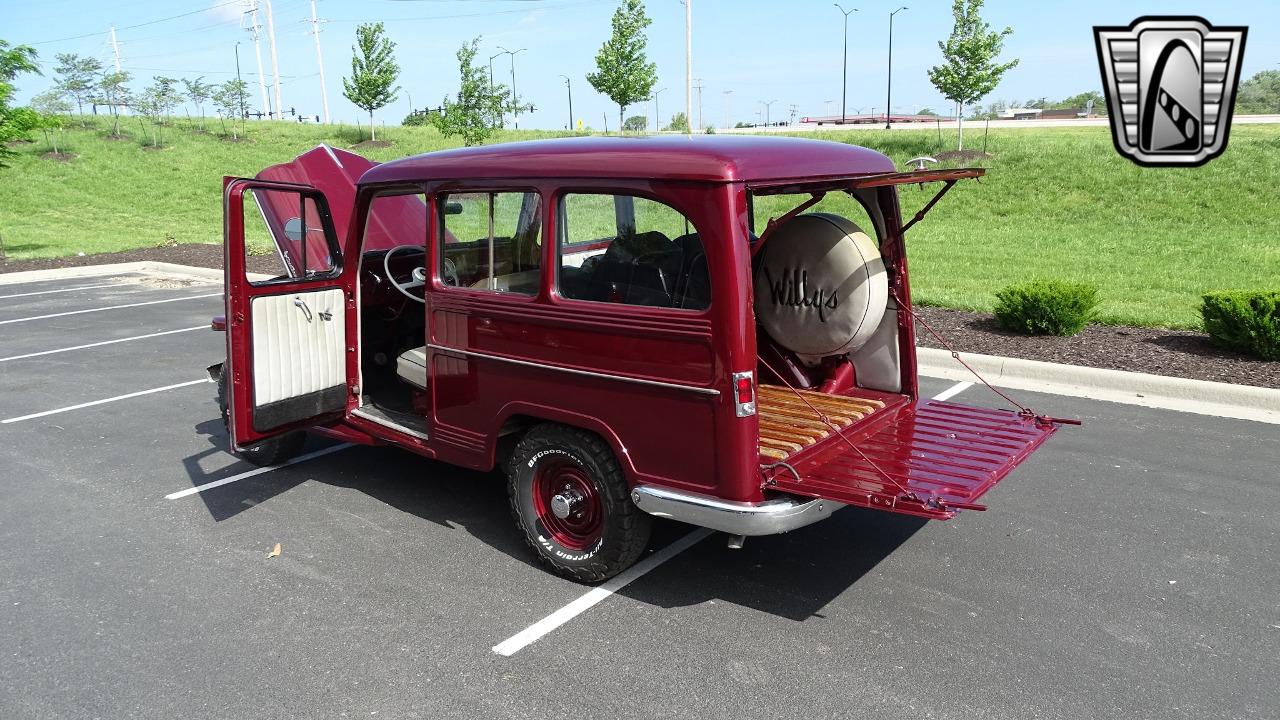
210, 0, 247, 24
518, 9, 545, 27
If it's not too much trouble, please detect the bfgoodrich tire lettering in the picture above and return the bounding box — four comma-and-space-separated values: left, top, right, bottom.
507, 423, 651, 583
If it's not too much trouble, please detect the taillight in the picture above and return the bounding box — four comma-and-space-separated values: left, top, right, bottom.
732, 371, 756, 417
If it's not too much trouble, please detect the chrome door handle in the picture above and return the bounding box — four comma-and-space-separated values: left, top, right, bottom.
293, 296, 313, 322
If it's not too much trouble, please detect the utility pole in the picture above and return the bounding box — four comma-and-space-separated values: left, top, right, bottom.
722, 89, 732, 130
824, 99, 833, 117
886, 6, 907, 129
693, 78, 704, 131
246, 1, 271, 118
653, 87, 667, 131
263, 0, 283, 119
499, 46, 526, 128
559, 75, 573, 130
109, 25, 122, 72
684, 0, 692, 135
834, 4, 857, 124
788, 103, 798, 126
308, 0, 330, 123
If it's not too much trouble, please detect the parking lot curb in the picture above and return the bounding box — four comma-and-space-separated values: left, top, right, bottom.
918, 347, 1280, 425
0, 261, 269, 285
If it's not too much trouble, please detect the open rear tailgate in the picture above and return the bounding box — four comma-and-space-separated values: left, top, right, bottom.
767, 399, 1057, 520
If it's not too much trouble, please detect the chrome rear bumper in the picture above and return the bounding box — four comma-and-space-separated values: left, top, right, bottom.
630, 485, 843, 536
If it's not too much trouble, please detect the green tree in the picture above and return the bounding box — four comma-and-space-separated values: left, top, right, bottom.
431, 38, 514, 147
53, 53, 102, 116
30, 89, 69, 154
341, 22, 400, 141
133, 76, 181, 147
212, 79, 250, 140
622, 114, 647, 132
586, 0, 658, 132
96, 70, 132, 137
926, 0, 1018, 149
664, 111, 689, 133
1236, 70, 1280, 115
1055, 90, 1106, 115
0, 39, 40, 167
182, 76, 215, 128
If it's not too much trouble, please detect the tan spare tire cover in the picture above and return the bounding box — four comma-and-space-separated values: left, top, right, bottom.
754, 213, 888, 360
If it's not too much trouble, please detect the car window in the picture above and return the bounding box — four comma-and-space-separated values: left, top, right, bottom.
243, 187, 337, 285
439, 191, 542, 295
558, 193, 710, 311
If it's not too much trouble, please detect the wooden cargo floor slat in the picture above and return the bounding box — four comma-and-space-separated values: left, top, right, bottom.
756, 385, 889, 461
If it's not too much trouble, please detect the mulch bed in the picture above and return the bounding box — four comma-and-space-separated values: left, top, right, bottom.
3, 245, 1275, 389
914, 306, 1277, 390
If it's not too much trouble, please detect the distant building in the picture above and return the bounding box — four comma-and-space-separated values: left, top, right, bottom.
999, 107, 1043, 120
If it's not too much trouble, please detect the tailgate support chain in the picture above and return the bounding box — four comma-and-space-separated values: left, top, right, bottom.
757, 354, 929, 509
894, 287, 1082, 429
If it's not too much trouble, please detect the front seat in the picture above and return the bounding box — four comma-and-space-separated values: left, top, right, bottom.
396, 346, 428, 390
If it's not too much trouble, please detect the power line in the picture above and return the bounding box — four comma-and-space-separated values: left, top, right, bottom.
28, 0, 245, 45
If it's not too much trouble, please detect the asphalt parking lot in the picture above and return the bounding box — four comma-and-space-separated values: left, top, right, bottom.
1, 270, 1276, 720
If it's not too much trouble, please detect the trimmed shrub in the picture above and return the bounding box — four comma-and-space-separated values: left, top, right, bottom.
994, 280, 1099, 336
1201, 291, 1280, 361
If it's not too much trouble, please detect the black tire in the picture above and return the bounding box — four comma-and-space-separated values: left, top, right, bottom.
507, 423, 651, 583
216, 367, 306, 467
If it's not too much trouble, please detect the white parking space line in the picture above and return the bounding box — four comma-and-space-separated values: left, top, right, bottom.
932, 381, 974, 402
0, 293, 221, 326
164, 443, 354, 500
1, 378, 211, 424
492, 528, 714, 657
0, 282, 128, 300
492, 379, 981, 657
0, 326, 207, 363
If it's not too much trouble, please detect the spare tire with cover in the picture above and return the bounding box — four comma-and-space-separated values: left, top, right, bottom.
753, 213, 888, 363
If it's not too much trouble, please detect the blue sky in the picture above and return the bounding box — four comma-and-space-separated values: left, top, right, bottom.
7, 0, 1277, 130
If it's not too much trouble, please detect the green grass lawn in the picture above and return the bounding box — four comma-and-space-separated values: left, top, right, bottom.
2, 117, 1277, 328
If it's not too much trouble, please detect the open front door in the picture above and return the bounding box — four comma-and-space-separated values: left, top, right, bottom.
223, 178, 356, 450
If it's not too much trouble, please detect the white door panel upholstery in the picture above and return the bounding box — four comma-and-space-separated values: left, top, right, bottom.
251, 288, 346, 406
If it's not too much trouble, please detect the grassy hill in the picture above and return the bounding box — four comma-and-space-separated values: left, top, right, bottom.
2, 117, 1277, 328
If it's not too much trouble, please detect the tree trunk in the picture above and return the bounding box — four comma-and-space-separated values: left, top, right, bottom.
369, 109, 376, 141
619, 106, 625, 134
957, 102, 965, 151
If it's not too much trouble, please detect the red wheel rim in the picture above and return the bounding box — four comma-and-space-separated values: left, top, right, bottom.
531, 458, 603, 550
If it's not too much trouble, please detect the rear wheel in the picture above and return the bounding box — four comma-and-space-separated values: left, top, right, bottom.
216, 367, 306, 467
507, 424, 651, 583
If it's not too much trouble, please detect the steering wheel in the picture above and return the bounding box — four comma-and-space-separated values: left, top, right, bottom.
383, 245, 428, 303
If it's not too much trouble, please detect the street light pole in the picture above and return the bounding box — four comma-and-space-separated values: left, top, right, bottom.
234, 42, 245, 119
834, 4, 857, 125
886, 6, 907, 129
760, 99, 777, 127
654, 87, 667, 131
499, 47, 527, 129
559, 74, 573, 130
489, 52, 504, 126
723, 90, 733, 130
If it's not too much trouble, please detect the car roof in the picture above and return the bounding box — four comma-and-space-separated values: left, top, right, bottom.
358, 134, 897, 185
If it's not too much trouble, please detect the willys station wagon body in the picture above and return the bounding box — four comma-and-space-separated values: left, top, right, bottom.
210, 135, 1072, 582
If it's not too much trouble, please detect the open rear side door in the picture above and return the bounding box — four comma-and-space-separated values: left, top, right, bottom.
223, 177, 357, 450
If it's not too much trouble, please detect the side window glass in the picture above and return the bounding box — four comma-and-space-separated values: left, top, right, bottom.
243, 188, 336, 284
558, 193, 710, 310
439, 192, 542, 295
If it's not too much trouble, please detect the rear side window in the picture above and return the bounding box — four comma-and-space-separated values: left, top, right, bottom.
557, 193, 710, 310
438, 191, 542, 295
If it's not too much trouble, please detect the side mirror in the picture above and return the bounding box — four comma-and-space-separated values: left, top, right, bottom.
283, 216, 304, 242
444, 202, 464, 216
